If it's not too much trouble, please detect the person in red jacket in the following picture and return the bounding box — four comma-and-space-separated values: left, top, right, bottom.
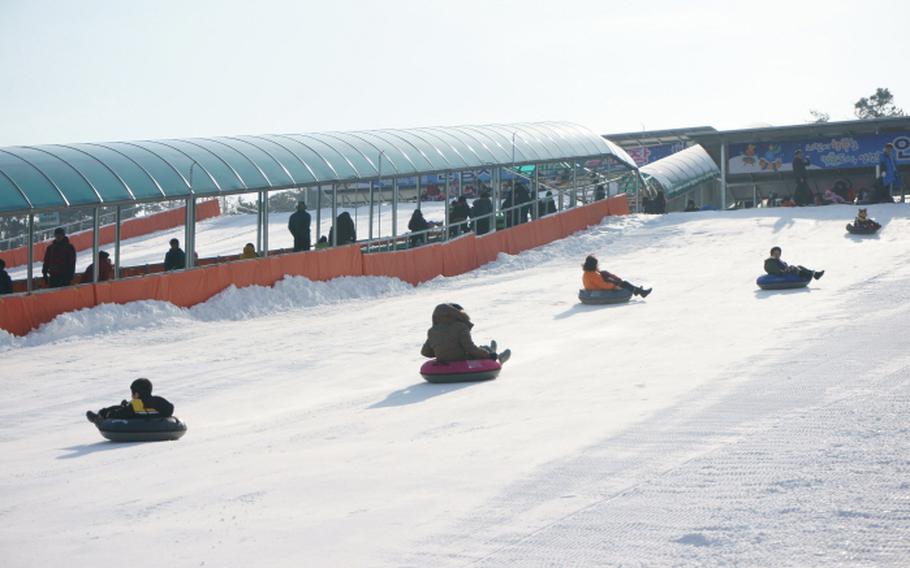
42, 228, 76, 288
582, 255, 652, 297
81, 250, 114, 283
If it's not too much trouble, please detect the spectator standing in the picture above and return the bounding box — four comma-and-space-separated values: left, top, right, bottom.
0, 259, 12, 295
539, 190, 557, 216
42, 227, 76, 287
449, 196, 470, 237
470, 191, 494, 235
515, 183, 532, 224
164, 238, 186, 271
594, 184, 606, 201
408, 209, 430, 247
792, 149, 812, 206
288, 201, 312, 252
880, 143, 902, 202
81, 250, 114, 283
328, 211, 356, 245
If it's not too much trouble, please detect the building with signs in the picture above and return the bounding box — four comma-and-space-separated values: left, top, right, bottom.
605, 117, 910, 210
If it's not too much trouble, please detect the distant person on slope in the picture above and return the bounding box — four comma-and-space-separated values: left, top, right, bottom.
86, 378, 174, 425
42, 227, 77, 288
764, 246, 824, 281
852, 208, 881, 231
288, 201, 312, 252
421, 303, 510, 363
582, 255, 652, 297
164, 238, 186, 270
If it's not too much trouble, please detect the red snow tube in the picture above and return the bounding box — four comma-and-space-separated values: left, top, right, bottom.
420, 359, 502, 384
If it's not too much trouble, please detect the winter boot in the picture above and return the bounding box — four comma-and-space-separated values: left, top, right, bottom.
86, 411, 101, 425
497, 349, 511, 365
489, 339, 497, 353
637, 287, 653, 298
813, 270, 825, 280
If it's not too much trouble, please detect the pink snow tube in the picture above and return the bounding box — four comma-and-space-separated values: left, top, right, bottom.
420, 359, 502, 383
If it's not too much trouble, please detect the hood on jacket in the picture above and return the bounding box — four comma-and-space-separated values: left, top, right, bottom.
431, 303, 473, 327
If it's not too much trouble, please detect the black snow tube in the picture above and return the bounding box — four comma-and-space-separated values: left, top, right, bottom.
756, 274, 811, 290
846, 222, 880, 235
98, 416, 187, 442
578, 288, 634, 305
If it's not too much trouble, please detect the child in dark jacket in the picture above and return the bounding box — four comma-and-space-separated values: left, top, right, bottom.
86, 378, 174, 425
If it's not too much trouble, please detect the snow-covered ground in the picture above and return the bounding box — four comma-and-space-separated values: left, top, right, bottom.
8, 201, 449, 279
2, 204, 910, 567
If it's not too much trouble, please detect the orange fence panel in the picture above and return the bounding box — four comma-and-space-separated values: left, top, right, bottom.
607, 195, 630, 215
475, 231, 508, 266
441, 234, 479, 277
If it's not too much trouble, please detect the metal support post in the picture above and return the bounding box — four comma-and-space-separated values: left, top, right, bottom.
316, 185, 322, 244
92, 206, 100, 283
571, 163, 578, 208
256, 192, 264, 253
392, 178, 399, 242
369, 180, 375, 241
26, 213, 34, 293
533, 165, 540, 219
114, 205, 122, 279
444, 173, 450, 240
262, 190, 269, 256
720, 142, 727, 210
492, 168, 500, 232
331, 184, 338, 247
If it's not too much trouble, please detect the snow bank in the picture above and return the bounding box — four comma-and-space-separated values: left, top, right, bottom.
0, 274, 413, 351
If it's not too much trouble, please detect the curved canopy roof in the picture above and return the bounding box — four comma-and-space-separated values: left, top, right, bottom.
640, 144, 719, 198
0, 121, 636, 215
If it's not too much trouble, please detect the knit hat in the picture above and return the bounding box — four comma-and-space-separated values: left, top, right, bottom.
130, 378, 153, 398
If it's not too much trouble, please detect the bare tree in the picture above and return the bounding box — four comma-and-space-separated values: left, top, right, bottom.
854, 88, 904, 119
808, 109, 830, 123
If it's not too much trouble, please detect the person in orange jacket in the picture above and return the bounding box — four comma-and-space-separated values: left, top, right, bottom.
582, 255, 652, 297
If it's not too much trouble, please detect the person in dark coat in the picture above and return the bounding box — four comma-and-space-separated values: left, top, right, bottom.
764, 246, 824, 281
81, 250, 114, 283
471, 191, 494, 235
449, 196, 470, 237
0, 259, 13, 295
42, 227, 76, 288
653, 190, 667, 214
328, 211, 356, 245
594, 184, 606, 201
792, 150, 813, 206
408, 209, 430, 247
421, 303, 510, 363
86, 378, 174, 425
515, 183, 532, 224
288, 201, 312, 252
164, 238, 186, 271
538, 191, 557, 216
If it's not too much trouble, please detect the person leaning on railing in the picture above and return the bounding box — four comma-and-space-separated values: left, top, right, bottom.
470, 191, 493, 235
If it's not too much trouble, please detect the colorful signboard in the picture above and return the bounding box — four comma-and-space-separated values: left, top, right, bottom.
727, 132, 910, 175
624, 142, 687, 166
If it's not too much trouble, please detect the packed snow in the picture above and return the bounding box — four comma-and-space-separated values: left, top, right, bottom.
2, 203, 910, 567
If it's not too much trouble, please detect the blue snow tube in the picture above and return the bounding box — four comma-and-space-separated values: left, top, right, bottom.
97, 416, 187, 442
578, 288, 634, 305
756, 273, 810, 290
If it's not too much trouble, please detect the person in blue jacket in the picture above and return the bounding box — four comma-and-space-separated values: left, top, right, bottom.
879, 143, 902, 201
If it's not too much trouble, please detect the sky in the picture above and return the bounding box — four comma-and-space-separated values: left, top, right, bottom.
1, 0, 908, 147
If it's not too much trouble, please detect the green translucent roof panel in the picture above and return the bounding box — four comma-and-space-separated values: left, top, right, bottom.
0, 121, 637, 215
640, 144, 719, 198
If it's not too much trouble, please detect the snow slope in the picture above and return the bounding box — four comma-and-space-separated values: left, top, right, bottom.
2, 204, 910, 567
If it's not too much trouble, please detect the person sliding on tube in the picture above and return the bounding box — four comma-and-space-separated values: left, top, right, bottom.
852, 208, 881, 231
764, 246, 824, 281
421, 303, 510, 364
86, 378, 174, 425
582, 255, 652, 297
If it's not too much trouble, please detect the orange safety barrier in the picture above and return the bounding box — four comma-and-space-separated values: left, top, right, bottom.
0, 195, 631, 336
474, 231, 508, 266
441, 234, 479, 277
0, 200, 220, 269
